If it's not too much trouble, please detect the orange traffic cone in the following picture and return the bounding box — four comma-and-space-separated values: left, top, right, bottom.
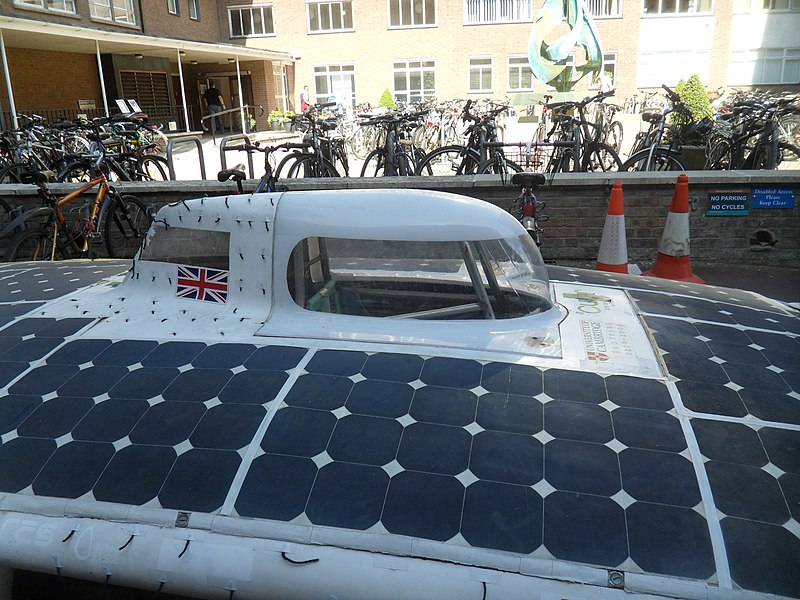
596, 182, 629, 274
644, 174, 704, 284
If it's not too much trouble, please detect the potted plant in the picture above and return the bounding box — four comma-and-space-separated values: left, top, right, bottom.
282, 111, 295, 133
268, 109, 283, 131
672, 75, 713, 169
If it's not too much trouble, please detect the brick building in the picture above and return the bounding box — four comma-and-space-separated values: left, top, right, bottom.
0, 1, 797, 131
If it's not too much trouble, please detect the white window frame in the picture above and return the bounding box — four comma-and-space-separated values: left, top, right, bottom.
729, 47, 800, 85
643, 0, 713, 15
14, 0, 77, 14
393, 60, 436, 105
507, 55, 533, 91
89, 0, 136, 24
167, 0, 179, 15
468, 57, 493, 93
733, 0, 799, 10
585, 0, 623, 17
589, 51, 618, 89
464, 0, 532, 25
388, 0, 437, 28
188, 0, 199, 20
313, 64, 357, 109
228, 5, 275, 38
307, 1, 354, 33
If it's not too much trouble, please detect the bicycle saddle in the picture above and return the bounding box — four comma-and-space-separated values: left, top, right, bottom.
511, 172, 546, 188
641, 111, 663, 124
217, 164, 246, 183
19, 171, 49, 185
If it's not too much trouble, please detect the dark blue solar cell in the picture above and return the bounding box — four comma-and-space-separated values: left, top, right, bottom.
663, 352, 729, 385
419, 357, 482, 389
0, 336, 21, 356
544, 439, 621, 496
706, 461, 789, 524
218, 370, 289, 404
327, 415, 402, 466
382, 471, 464, 541
543, 369, 606, 404
739, 388, 800, 425
283, 373, 352, 410
36, 318, 93, 338
476, 392, 543, 435
469, 430, 543, 486
93, 445, 177, 505
159, 448, 241, 513
707, 341, 769, 368
677, 298, 737, 324
190, 404, 265, 450
724, 306, 790, 332
244, 345, 309, 371
628, 292, 687, 317
779, 367, 800, 394
694, 322, 752, 346
345, 380, 414, 419
605, 376, 673, 411
17, 396, 94, 438
0, 337, 62, 362
627, 503, 714, 579
128, 401, 206, 446
675, 379, 748, 418
409, 386, 477, 426
109, 367, 180, 400
71, 399, 148, 443
724, 364, 791, 394
57, 365, 130, 398
0, 303, 45, 326
643, 317, 702, 354
305, 349, 368, 376
192, 343, 256, 368
236, 454, 317, 520
781, 473, 800, 521
481, 363, 543, 397
747, 330, 798, 354
0, 318, 56, 337
619, 448, 700, 506
461, 481, 542, 553
612, 408, 686, 452
544, 491, 628, 568
396, 422, 471, 476
722, 518, 800, 597
0, 395, 41, 435
91, 340, 159, 367
0, 362, 31, 388
141, 341, 206, 367
9, 364, 79, 395
32, 440, 115, 499
162, 368, 233, 402
306, 462, 389, 530
262, 406, 336, 457
46, 339, 113, 365
0, 437, 56, 493
759, 428, 800, 475
692, 419, 767, 467
361, 353, 424, 383
544, 402, 613, 444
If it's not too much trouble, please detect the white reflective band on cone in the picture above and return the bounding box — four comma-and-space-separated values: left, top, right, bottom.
597, 214, 628, 264
657, 212, 690, 257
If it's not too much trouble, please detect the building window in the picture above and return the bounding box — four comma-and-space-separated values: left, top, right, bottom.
585, 0, 623, 17
15, 0, 77, 12
733, 0, 799, 10
464, 0, 532, 24
393, 60, 436, 104
507, 56, 533, 90
469, 58, 493, 93
389, 0, 436, 27
90, 0, 136, 24
643, 0, 713, 14
188, 0, 199, 19
314, 64, 356, 109
729, 48, 800, 84
308, 1, 354, 33
229, 5, 275, 37
590, 51, 618, 88
167, 0, 179, 14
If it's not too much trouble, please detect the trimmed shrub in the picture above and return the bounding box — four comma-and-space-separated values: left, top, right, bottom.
379, 88, 396, 110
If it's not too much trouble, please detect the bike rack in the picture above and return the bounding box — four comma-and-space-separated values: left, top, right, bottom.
166, 135, 206, 181
219, 134, 255, 179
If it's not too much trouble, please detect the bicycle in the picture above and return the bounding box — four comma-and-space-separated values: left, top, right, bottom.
509, 172, 548, 247
360, 111, 428, 176
2, 160, 151, 261
276, 103, 342, 179
219, 139, 308, 193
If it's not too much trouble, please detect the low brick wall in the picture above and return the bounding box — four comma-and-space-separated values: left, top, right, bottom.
1, 171, 798, 266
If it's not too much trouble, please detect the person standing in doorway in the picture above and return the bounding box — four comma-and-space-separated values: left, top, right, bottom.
300, 85, 310, 112
203, 80, 226, 133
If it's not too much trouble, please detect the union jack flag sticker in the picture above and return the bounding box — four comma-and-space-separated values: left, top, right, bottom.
176, 265, 229, 304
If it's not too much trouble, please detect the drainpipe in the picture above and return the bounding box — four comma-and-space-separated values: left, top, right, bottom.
0, 28, 18, 130
137, 0, 146, 33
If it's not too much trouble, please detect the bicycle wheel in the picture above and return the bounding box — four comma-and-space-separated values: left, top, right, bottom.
621, 148, 687, 172
0, 162, 27, 184
57, 160, 93, 183
705, 138, 732, 170
478, 157, 522, 175
138, 155, 169, 181
605, 121, 624, 153
360, 149, 387, 177
4, 227, 62, 261
414, 145, 480, 176
547, 148, 576, 173
778, 115, 800, 146
776, 142, 800, 170
103, 194, 151, 258
284, 154, 339, 178
582, 142, 622, 172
